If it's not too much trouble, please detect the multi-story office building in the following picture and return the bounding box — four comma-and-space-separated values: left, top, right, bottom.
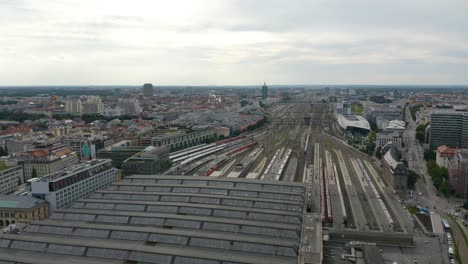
97, 141, 146, 169
0, 160, 23, 194
122, 146, 170, 175
0, 195, 48, 227
16, 146, 78, 181
375, 131, 402, 149
30, 159, 116, 211
429, 111, 468, 149
143, 83, 154, 97
62, 136, 112, 160
151, 127, 216, 151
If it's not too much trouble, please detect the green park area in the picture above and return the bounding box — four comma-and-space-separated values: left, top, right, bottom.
351, 103, 364, 114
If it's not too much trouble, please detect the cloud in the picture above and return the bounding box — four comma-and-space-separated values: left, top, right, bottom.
0, 0, 467, 85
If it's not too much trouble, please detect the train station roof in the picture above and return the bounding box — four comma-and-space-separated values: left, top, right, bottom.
337, 114, 370, 132
0, 175, 307, 264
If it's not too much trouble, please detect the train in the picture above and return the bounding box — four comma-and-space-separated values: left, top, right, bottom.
334, 164, 348, 224
275, 149, 292, 180
357, 160, 394, 227
202, 141, 257, 176
216, 135, 245, 145
178, 146, 226, 165
226, 141, 257, 156
170, 143, 215, 160
204, 165, 219, 176
319, 158, 326, 223
442, 218, 450, 232
171, 135, 247, 162
304, 133, 309, 154
324, 161, 332, 223
317, 155, 334, 224
261, 149, 280, 179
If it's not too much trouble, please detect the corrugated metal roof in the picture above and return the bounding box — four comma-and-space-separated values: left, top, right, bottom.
0, 175, 306, 264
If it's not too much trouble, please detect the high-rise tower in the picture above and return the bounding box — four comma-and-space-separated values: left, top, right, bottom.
143, 83, 154, 97
261, 82, 268, 100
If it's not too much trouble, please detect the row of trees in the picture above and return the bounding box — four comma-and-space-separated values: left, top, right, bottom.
415, 123, 429, 144
409, 104, 424, 121
426, 160, 452, 196
52, 113, 139, 123
0, 100, 18, 105
366, 130, 377, 155
402, 103, 408, 122
361, 121, 378, 156
0, 111, 46, 123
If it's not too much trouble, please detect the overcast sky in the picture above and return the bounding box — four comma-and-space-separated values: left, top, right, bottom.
1, 0, 468, 85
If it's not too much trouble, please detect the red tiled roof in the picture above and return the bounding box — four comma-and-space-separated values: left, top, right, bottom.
437, 145, 457, 156
0, 126, 32, 136
31, 150, 47, 157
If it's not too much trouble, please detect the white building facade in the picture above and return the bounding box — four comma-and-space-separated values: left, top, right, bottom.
30, 159, 116, 211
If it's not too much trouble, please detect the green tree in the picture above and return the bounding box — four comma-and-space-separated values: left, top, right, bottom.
160, 160, 173, 171
366, 131, 376, 155
426, 161, 448, 189
0, 146, 6, 156
463, 201, 468, 210
351, 103, 364, 114
35, 122, 48, 130
32, 167, 38, 178
424, 149, 436, 161
426, 160, 437, 173
369, 122, 378, 132
439, 180, 451, 197
375, 147, 382, 159
407, 170, 418, 190
416, 123, 429, 144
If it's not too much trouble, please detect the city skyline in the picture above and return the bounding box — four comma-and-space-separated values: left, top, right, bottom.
1, 0, 468, 85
